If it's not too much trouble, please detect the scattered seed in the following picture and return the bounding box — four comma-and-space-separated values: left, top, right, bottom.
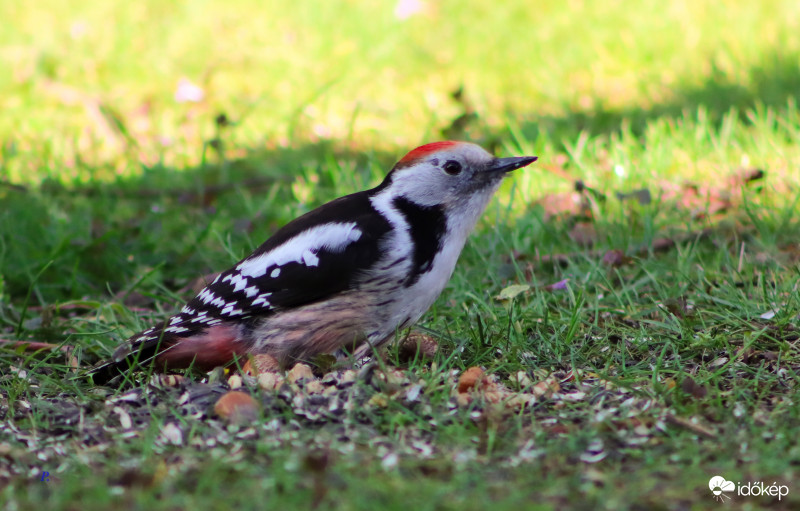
159, 423, 183, 446
287, 363, 315, 383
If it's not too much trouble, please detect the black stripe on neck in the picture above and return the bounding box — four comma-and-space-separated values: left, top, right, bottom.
392, 196, 447, 287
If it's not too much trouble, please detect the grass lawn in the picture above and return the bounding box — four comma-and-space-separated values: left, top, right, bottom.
1, 0, 800, 509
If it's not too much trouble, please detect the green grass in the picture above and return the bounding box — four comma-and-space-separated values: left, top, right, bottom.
2, 0, 800, 509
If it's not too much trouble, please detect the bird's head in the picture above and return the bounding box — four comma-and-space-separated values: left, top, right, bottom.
377, 141, 537, 209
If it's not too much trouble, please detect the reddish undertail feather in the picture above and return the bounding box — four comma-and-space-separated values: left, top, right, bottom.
398, 141, 461, 165
90, 324, 248, 384
154, 324, 248, 372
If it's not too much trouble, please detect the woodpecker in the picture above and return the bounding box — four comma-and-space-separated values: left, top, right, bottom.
91, 141, 537, 383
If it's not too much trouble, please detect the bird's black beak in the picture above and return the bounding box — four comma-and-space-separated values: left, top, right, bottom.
487, 156, 538, 174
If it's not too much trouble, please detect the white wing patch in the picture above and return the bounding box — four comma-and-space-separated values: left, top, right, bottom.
252, 292, 272, 307
222, 273, 250, 292
220, 303, 244, 316
237, 222, 363, 278
301, 249, 319, 267
165, 223, 363, 323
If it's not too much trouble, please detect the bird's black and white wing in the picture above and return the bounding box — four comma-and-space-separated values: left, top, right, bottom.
127, 190, 393, 346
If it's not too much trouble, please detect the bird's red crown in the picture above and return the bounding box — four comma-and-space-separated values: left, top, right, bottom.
398, 141, 461, 164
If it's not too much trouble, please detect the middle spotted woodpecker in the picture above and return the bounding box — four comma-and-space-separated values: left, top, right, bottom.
92, 141, 537, 382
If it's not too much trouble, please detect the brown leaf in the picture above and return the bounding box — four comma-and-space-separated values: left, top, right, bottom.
662, 297, 692, 318
762, 351, 779, 361
601, 249, 630, 268
113, 464, 165, 489
651, 238, 676, 252
680, 376, 707, 399
542, 279, 570, 292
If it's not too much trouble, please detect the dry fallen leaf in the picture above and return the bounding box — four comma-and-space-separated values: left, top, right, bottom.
602, 249, 630, 268
709, 357, 729, 369
680, 376, 708, 399
495, 284, 530, 301
542, 279, 569, 292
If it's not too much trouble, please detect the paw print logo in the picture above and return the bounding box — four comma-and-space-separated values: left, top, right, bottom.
709, 476, 735, 502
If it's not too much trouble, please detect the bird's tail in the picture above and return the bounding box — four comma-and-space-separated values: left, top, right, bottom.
89, 321, 249, 384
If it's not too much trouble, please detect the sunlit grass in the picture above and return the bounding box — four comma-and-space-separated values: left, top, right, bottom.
2, 0, 800, 182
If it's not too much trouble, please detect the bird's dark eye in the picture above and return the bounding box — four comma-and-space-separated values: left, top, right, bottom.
443, 160, 462, 175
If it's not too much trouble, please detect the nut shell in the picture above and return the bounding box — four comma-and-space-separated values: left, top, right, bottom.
398, 333, 438, 362
213, 391, 258, 424
457, 367, 484, 393
241, 354, 281, 376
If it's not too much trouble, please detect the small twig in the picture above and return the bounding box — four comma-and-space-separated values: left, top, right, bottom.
0, 339, 70, 352
664, 413, 717, 438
